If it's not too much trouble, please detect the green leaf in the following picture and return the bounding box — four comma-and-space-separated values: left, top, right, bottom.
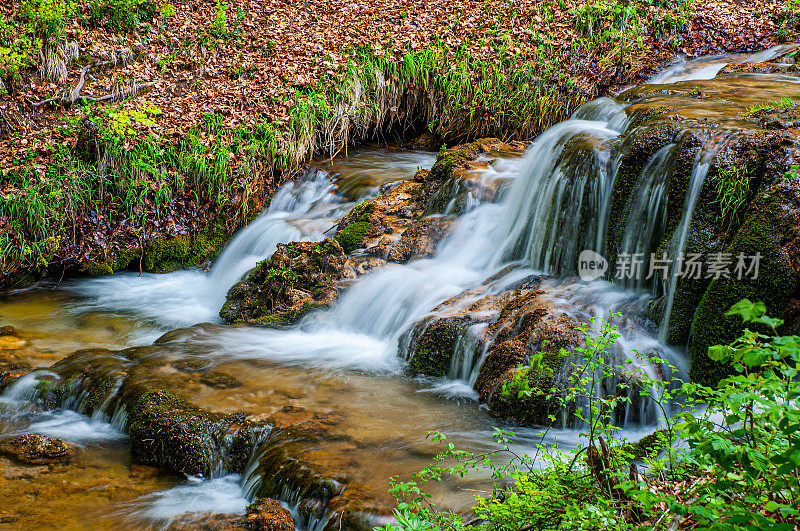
743, 348, 771, 367
708, 345, 732, 362
726, 299, 766, 322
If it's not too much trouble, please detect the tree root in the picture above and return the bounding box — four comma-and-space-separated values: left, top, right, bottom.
26, 60, 158, 108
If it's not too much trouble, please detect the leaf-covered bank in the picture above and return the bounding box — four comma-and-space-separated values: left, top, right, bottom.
1, 0, 794, 285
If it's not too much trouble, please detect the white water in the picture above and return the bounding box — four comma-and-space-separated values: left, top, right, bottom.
68, 170, 343, 330
659, 135, 728, 342
125, 474, 250, 526
647, 44, 798, 84
64, 97, 697, 397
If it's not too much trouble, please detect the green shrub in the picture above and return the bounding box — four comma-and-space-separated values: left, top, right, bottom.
19, 0, 76, 42
89, 0, 158, 31
381, 300, 800, 530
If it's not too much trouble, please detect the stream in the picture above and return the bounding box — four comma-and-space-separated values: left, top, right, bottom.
1, 47, 799, 529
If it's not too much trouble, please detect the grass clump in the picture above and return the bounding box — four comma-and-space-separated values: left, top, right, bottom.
712, 163, 751, 229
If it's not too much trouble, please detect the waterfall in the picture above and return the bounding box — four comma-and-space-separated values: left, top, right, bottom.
69, 170, 342, 328
491, 98, 628, 274
617, 143, 676, 292
647, 44, 798, 84
65, 94, 726, 434
659, 135, 728, 342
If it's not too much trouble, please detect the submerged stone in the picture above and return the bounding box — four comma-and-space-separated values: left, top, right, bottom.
0, 434, 74, 465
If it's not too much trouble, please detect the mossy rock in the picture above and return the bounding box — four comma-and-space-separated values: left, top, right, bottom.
405, 318, 466, 377
336, 221, 373, 253
126, 389, 264, 477
484, 346, 568, 426
688, 178, 800, 385
427, 140, 490, 182
80, 221, 233, 277
337, 201, 373, 232
220, 239, 347, 325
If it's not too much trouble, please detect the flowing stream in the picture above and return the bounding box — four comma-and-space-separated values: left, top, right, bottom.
1, 59, 799, 528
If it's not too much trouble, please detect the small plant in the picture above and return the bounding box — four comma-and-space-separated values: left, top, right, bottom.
712, 163, 750, 229
785, 164, 800, 181
211, 0, 229, 37
227, 63, 259, 79
744, 97, 796, 116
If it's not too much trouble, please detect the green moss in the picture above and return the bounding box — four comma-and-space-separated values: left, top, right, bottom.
81, 262, 114, 276
127, 389, 258, 477
428, 141, 486, 182
688, 188, 797, 386
408, 320, 464, 377
252, 301, 325, 326
336, 222, 373, 254
84, 221, 233, 276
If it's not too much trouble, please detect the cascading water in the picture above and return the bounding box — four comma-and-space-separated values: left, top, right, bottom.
617, 143, 676, 292
659, 135, 728, 342
491, 99, 628, 273
5, 62, 797, 528
68, 170, 342, 330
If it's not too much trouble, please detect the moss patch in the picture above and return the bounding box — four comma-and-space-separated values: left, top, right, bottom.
688, 180, 800, 385
407, 319, 465, 377
220, 239, 347, 325
127, 389, 263, 477
336, 222, 373, 253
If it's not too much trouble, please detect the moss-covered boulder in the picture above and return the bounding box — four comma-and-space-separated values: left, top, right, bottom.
688, 176, 800, 385
220, 239, 350, 325
127, 390, 267, 477
402, 317, 467, 377
80, 222, 232, 277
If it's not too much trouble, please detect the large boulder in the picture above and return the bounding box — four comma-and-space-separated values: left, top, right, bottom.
689, 175, 800, 384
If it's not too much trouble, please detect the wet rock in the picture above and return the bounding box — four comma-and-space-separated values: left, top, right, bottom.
406, 131, 439, 151
386, 217, 453, 263
199, 371, 242, 389
689, 176, 800, 385
220, 239, 350, 326
0, 434, 74, 465
349, 256, 388, 276
403, 317, 469, 377
0, 326, 16, 336
167, 512, 246, 530
127, 390, 269, 477
243, 498, 295, 530
173, 357, 213, 373
0, 456, 50, 480
267, 405, 342, 437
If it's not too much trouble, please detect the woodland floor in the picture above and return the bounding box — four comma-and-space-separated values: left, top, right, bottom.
0, 0, 790, 175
